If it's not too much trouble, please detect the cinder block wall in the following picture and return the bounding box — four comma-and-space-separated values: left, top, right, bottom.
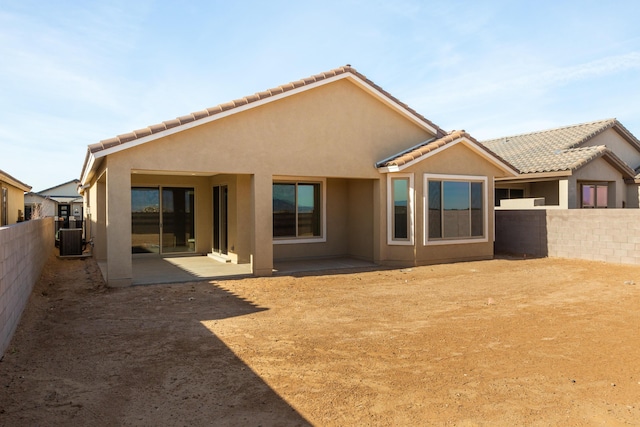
495, 210, 548, 257
496, 209, 640, 265
0, 218, 54, 358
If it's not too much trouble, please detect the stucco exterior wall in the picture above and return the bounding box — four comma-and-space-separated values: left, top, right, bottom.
529, 180, 560, 206
24, 195, 56, 218
112, 79, 434, 178
585, 129, 640, 170
571, 156, 627, 208
0, 218, 54, 357
1, 181, 27, 225
347, 179, 375, 260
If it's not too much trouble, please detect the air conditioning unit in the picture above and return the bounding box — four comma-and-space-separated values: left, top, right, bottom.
59, 228, 83, 256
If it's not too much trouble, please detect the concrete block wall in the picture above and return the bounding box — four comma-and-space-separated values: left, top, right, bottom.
496, 209, 640, 265
494, 210, 548, 257
0, 218, 54, 358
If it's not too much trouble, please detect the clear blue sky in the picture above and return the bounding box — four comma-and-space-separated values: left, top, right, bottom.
2, 0, 639, 192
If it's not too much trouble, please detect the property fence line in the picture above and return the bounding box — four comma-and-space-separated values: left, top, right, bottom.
495, 209, 640, 265
0, 218, 54, 358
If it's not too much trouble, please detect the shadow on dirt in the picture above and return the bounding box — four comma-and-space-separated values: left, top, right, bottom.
0, 256, 310, 426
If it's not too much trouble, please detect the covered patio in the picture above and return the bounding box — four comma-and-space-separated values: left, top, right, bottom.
118, 256, 379, 285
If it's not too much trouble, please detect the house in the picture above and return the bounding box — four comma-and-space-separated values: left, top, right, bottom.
0, 169, 31, 226
79, 65, 518, 287
481, 119, 640, 209
24, 179, 83, 224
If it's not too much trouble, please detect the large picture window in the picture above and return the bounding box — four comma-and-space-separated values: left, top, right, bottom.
387, 174, 414, 245
273, 181, 322, 240
425, 175, 487, 244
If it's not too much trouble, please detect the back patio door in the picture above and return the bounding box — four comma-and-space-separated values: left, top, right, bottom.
131, 187, 195, 254
212, 185, 228, 255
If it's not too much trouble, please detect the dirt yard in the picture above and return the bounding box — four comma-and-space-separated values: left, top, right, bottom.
1, 254, 640, 426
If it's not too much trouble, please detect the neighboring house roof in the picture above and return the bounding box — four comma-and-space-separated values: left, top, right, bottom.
377, 129, 518, 175
0, 169, 31, 192
480, 119, 640, 179
38, 179, 80, 195
81, 65, 449, 184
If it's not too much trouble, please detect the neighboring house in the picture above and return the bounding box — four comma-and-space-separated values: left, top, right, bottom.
481, 119, 640, 209
79, 65, 517, 287
24, 179, 83, 224
0, 169, 31, 226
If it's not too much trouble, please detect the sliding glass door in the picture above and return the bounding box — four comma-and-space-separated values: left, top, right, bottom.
132, 188, 161, 253
131, 187, 195, 254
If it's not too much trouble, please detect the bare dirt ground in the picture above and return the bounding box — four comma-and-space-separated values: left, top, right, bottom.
2, 254, 640, 426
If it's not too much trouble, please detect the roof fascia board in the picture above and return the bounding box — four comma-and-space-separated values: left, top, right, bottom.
90, 72, 438, 162
495, 170, 572, 181
81, 154, 96, 186
379, 137, 519, 176
601, 151, 637, 178
0, 174, 31, 192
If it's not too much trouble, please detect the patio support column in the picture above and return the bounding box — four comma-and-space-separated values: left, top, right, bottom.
251, 172, 273, 276
105, 165, 132, 287
372, 177, 384, 264
559, 179, 570, 209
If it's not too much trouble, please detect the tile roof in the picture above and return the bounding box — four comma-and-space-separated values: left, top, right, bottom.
87, 65, 446, 156
377, 130, 517, 171
480, 118, 627, 174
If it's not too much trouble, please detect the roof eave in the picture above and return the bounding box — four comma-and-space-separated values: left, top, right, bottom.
495, 170, 573, 181
0, 170, 31, 192
378, 136, 520, 177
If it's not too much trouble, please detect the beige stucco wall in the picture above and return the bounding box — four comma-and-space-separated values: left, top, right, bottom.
584, 129, 640, 170
529, 180, 560, 205
1, 181, 26, 225
104, 79, 433, 178
626, 185, 640, 209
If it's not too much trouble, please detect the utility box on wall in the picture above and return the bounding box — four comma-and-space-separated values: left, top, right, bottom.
59, 228, 83, 256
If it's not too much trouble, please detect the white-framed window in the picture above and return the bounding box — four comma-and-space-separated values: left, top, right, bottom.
424, 174, 488, 245
273, 178, 326, 244
387, 174, 414, 245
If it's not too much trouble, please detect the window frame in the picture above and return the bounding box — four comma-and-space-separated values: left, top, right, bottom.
386, 173, 414, 246
423, 174, 489, 246
272, 177, 326, 245
580, 182, 608, 209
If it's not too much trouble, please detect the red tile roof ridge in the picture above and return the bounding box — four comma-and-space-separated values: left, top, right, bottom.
381, 130, 471, 167
481, 118, 617, 144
